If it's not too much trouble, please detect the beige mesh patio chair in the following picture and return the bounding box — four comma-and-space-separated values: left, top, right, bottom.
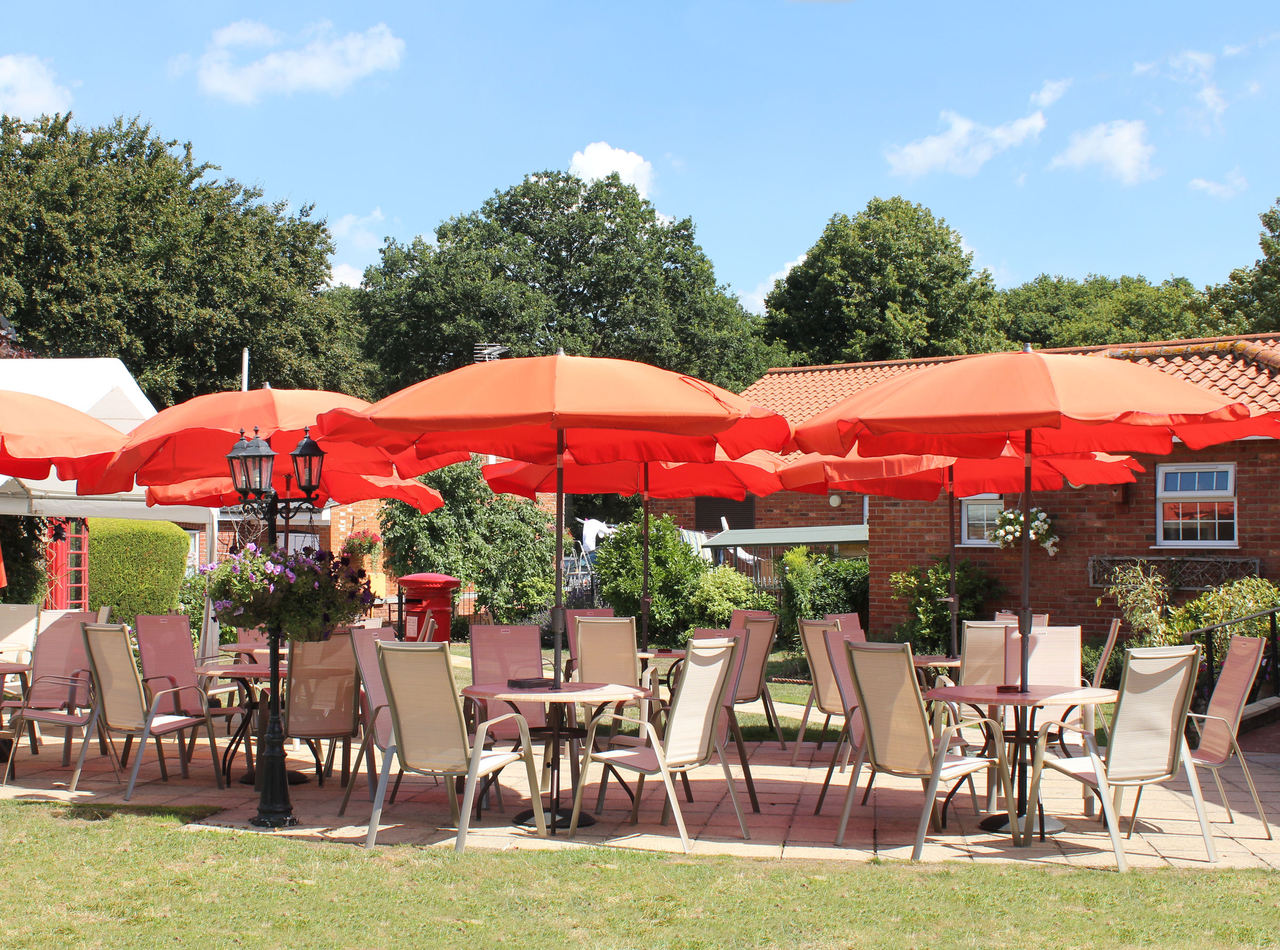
80, 622, 224, 800
1, 610, 101, 760
1025, 625, 1085, 743
1022, 644, 1216, 872
365, 641, 547, 852
824, 613, 865, 637
1188, 635, 1271, 839
796, 619, 868, 815
339, 627, 408, 815
568, 636, 748, 852
1089, 619, 1124, 748
791, 617, 863, 768
564, 607, 615, 678
135, 614, 245, 738
0, 604, 39, 724
994, 610, 1050, 626
690, 627, 759, 813
469, 624, 550, 741
727, 612, 786, 749
837, 642, 1014, 858
575, 616, 657, 721
284, 632, 361, 787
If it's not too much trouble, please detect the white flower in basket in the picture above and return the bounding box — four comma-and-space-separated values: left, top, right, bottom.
989, 507, 1059, 557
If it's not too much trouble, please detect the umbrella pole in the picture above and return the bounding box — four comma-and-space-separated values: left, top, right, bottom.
553, 432, 566, 690
1020, 430, 1032, 692
947, 467, 959, 658
641, 464, 651, 651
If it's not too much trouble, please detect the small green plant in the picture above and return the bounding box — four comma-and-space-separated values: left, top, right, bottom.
594, 515, 707, 646
1169, 576, 1280, 660
890, 558, 1002, 655
688, 565, 775, 631
777, 546, 820, 650
1099, 561, 1170, 647
87, 518, 189, 627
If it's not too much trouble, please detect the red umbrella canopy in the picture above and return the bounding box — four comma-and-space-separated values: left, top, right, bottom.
145, 471, 443, 514
777, 451, 959, 501
794, 349, 1266, 458
316, 354, 793, 463
482, 448, 786, 501
783, 449, 1143, 501
82, 389, 451, 495
0, 390, 127, 480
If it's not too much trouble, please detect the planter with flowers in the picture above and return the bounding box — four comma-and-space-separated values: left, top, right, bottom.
341, 529, 385, 597
203, 543, 374, 641
988, 506, 1059, 557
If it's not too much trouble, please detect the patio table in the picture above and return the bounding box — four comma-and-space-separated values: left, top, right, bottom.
925, 682, 1117, 845
462, 680, 645, 832
195, 661, 280, 784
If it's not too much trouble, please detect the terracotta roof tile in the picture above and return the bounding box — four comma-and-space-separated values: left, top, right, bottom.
743, 334, 1280, 424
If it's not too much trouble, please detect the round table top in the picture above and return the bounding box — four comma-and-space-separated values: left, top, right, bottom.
925, 683, 1117, 707
638, 648, 687, 660
463, 680, 645, 704
195, 662, 275, 679
913, 654, 961, 668
221, 641, 269, 654
0, 660, 31, 675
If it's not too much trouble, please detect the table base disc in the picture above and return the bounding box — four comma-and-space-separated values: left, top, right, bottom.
978, 812, 1064, 836
514, 807, 593, 830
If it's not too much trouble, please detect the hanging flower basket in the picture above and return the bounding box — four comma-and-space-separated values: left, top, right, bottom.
341, 528, 382, 559
203, 543, 374, 641
989, 507, 1059, 557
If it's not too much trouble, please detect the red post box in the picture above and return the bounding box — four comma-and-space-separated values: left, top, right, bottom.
398, 573, 460, 642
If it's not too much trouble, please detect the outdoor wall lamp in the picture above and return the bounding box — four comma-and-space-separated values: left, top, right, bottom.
224, 426, 327, 829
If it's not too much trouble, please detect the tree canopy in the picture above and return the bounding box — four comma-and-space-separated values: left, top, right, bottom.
762, 197, 1008, 365
359, 170, 784, 394
0, 114, 369, 406
1208, 197, 1280, 333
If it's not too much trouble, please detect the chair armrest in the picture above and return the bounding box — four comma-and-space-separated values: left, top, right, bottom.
147, 684, 210, 718
0, 648, 32, 664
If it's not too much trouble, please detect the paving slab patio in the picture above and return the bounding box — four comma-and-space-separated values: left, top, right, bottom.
3, 718, 1277, 870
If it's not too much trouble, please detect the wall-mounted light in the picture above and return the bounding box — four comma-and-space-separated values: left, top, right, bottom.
828, 493, 843, 508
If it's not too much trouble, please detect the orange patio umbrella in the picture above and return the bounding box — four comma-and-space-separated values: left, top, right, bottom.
316, 354, 793, 679
482, 448, 789, 647
0, 390, 127, 481
145, 471, 443, 516
793, 346, 1263, 690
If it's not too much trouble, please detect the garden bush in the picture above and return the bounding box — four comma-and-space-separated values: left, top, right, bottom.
0, 515, 48, 605
810, 556, 869, 627
593, 515, 707, 646
889, 558, 1002, 656
87, 518, 189, 627
688, 565, 775, 631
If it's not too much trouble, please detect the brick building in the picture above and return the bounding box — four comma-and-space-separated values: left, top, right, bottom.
657, 335, 1280, 647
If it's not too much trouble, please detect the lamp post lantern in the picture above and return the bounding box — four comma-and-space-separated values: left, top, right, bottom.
225, 426, 325, 828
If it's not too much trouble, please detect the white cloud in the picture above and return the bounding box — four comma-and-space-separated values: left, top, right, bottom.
1135, 49, 1228, 124
886, 110, 1045, 178
1049, 119, 1156, 185
1189, 167, 1248, 199
569, 141, 654, 198
0, 54, 72, 117
738, 254, 806, 315
1031, 78, 1072, 108
330, 206, 386, 255
194, 20, 404, 104
328, 263, 365, 288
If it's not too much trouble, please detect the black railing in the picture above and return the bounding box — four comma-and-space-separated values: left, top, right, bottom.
1182, 606, 1280, 700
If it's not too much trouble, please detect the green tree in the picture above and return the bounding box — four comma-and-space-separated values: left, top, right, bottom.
762, 197, 1008, 365
1209, 197, 1280, 332
592, 515, 708, 645
360, 170, 784, 394
379, 459, 554, 624
0, 114, 366, 406
1001, 274, 1221, 348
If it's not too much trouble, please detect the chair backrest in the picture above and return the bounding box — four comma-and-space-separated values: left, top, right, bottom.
469, 624, 547, 732
824, 613, 865, 638
1024, 625, 1083, 687
565, 608, 614, 662
575, 616, 639, 687
350, 627, 398, 751
729, 609, 774, 630
82, 622, 149, 732
663, 637, 739, 768
731, 614, 778, 703
0, 603, 39, 657
236, 626, 268, 646
349, 618, 386, 629
821, 625, 866, 748
846, 642, 933, 776
26, 610, 98, 708
798, 619, 845, 716
994, 611, 1049, 627
960, 621, 1016, 686
134, 614, 200, 716
285, 632, 360, 740
1092, 618, 1123, 689
1196, 636, 1266, 767
376, 640, 471, 773
404, 614, 437, 642
1106, 645, 1200, 783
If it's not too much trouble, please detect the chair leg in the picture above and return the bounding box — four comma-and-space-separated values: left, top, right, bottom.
1093, 772, 1128, 873
761, 687, 786, 749
727, 711, 760, 813
516, 744, 547, 838
716, 744, 749, 841
1209, 767, 1233, 823
655, 762, 690, 852
814, 728, 848, 815
1182, 740, 1218, 864
567, 753, 595, 838
629, 775, 646, 823
365, 745, 396, 849
68, 710, 100, 793
1124, 787, 1144, 840
790, 690, 815, 766
341, 733, 373, 817
835, 761, 865, 847
203, 717, 224, 790
1232, 741, 1272, 840
680, 770, 693, 803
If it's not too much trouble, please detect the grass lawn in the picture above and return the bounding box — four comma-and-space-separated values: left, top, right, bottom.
2, 801, 1278, 949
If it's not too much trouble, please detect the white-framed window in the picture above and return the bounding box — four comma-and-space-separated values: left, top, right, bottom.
960, 493, 1001, 546
1156, 463, 1237, 547
184, 529, 202, 575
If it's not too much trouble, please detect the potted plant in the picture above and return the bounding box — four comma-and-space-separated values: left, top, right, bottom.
203, 543, 374, 641
989, 506, 1059, 556
341, 528, 382, 560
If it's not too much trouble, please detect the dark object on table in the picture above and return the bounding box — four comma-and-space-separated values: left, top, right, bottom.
508, 676, 554, 689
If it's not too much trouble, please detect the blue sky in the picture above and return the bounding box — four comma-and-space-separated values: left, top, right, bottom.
4, 2, 1279, 313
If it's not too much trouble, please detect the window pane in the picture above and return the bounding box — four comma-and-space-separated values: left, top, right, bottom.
964, 501, 1001, 542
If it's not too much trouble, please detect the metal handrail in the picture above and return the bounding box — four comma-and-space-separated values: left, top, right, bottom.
1181, 606, 1280, 697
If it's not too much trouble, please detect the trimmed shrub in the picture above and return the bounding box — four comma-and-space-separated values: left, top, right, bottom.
778, 547, 820, 650
810, 556, 869, 628
88, 519, 189, 627
778, 548, 871, 650
889, 558, 1002, 656
688, 565, 775, 631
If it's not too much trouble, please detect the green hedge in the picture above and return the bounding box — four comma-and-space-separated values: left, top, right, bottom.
88, 519, 190, 627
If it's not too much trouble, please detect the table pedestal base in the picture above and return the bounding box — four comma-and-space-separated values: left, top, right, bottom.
979, 812, 1064, 837
515, 807, 594, 830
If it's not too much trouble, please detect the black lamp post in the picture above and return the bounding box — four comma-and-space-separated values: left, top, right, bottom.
225, 425, 325, 828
